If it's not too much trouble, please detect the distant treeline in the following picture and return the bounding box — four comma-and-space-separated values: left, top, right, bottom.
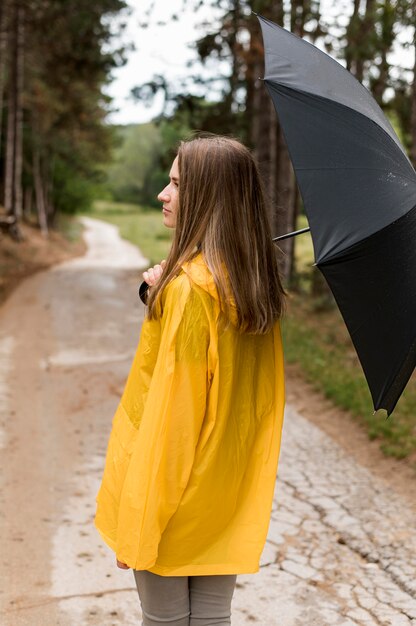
0, 0, 127, 238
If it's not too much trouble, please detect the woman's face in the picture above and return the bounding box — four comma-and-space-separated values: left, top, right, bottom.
157, 156, 179, 229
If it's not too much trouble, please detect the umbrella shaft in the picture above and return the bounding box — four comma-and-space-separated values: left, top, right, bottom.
273, 227, 310, 242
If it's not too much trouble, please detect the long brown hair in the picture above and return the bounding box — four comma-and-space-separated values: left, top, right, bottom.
146, 134, 286, 334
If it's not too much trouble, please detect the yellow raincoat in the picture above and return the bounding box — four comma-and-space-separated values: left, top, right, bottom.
94, 252, 285, 575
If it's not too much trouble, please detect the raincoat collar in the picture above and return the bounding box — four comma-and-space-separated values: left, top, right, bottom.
180, 252, 238, 325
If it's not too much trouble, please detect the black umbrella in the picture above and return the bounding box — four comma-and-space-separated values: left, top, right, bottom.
257, 13, 416, 416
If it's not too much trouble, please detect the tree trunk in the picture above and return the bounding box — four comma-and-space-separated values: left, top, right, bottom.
33, 148, 48, 236
371, 0, 395, 106
13, 4, 24, 219
410, 27, 416, 168
248, 1, 321, 282
289, 187, 301, 285
45, 169, 57, 227
227, 0, 241, 117
4, 3, 16, 217
245, 7, 277, 232
245, 10, 263, 149
253, 84, 273, 181
345, 0, 360, 73
0, 0, 8, 158
346, 0, 376, 83
274, 128, 296, 281
291, 0, 311, 37
23, 186, 32, 219
272, 0, 310, 284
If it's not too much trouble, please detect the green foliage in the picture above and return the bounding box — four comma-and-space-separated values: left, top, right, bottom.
52, 159, 96, 215
103, 118, 192, 207
282, 293, 416, 461
105, 123, 163, 204
1, 0, 129, 222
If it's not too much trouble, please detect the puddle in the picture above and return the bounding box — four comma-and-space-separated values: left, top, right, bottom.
40, 350, 135, 369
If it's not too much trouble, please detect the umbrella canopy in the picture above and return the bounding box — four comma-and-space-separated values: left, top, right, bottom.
257, 14, 416, 415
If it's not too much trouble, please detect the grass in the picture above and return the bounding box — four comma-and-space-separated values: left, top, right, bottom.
294, 213, 315, 272
83, 200, 416, 462
282, 293, 416, 460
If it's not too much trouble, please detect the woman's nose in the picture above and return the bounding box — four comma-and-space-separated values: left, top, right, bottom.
158, 187, 170, 202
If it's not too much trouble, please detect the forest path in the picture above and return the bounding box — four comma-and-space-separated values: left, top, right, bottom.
0, 217, 415, 626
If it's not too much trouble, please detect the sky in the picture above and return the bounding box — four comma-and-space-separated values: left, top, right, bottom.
105, 0, 415, 126
105, 0, 221, 124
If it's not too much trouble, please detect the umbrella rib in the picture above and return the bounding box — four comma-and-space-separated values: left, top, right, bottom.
258, 15, 367, 83
295, 166, 416, 183
296, 166, 406, 171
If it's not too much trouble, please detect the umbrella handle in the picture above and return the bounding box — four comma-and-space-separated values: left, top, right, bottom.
273, 227, 311, 242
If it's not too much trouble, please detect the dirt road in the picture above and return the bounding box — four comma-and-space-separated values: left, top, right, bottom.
1, 217, 415, 626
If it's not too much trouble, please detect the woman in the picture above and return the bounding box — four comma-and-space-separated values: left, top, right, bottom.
94, 135, 286, 625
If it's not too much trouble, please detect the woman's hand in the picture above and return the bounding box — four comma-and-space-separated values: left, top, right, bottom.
142, 260, 166, 286
116, 558, 130, 569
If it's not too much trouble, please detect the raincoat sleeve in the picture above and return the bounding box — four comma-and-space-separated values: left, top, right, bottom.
116, 275, 211, 569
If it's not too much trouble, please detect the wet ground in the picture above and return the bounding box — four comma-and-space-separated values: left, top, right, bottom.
0, 217, 415, 625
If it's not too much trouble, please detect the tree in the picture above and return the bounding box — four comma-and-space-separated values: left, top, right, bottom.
411, 28, 416, 166
0, 0, 129, 237
344, 0, 377, 83
133, 1, 328, 283
3, 0, 24, 238
370, 0, 396, 105
132, 0, 416, 282
106, 123, 163, 204
0, 0, 9, 157
395, 0, 416, 166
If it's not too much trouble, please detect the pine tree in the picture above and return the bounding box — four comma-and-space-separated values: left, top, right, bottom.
0, 0, 128, 236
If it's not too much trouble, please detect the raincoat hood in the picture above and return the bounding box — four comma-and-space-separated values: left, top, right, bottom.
180, 252, 238, 326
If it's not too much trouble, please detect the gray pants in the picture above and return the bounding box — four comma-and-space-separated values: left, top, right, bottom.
133, 569, 237, 626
